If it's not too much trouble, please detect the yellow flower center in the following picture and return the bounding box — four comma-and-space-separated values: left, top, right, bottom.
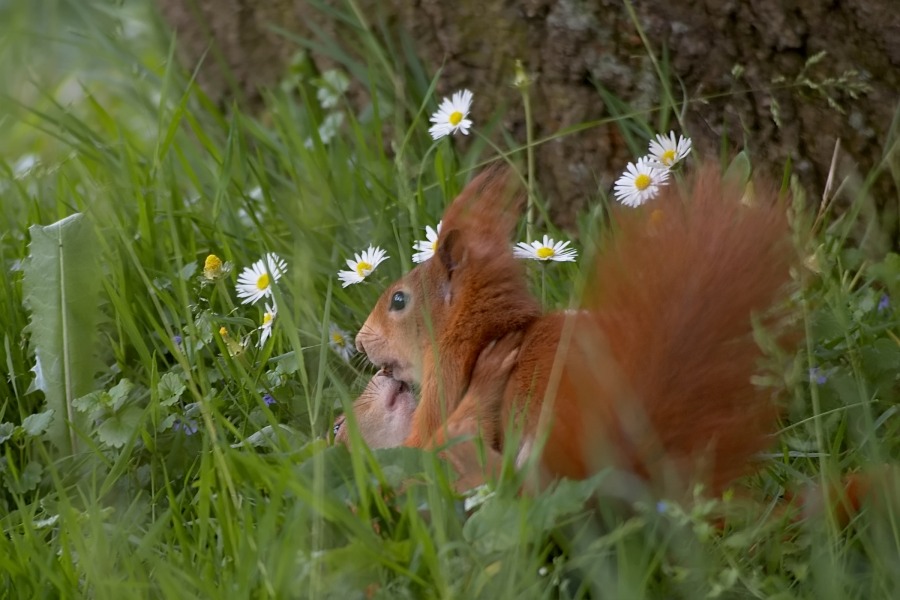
203, 254, 223, 279
219, 327, 229, 337
331, 332, 345, 345
431, 240, 438, 252
536, 247, 555, 259
661, 149, 676, 166
355, 261, 373, 277
263, 312, 274, 326
634, 173, 652, 191
449, 111, 463, 126
205, 254, 222, 272
256, 273, 270, 290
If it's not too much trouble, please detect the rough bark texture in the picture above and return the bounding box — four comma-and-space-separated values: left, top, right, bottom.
155, 0, 899, 238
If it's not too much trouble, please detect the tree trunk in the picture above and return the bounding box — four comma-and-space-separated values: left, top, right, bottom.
155, 0, 900, 241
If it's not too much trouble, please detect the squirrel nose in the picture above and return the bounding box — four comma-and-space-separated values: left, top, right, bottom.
355, 333, 366, 355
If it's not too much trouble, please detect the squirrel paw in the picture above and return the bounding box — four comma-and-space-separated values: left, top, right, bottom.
471, 331, 522, 387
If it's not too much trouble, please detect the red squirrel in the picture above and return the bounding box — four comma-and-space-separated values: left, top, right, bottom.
351, 163, 796, 497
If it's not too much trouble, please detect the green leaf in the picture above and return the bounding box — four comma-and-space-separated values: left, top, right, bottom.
6, 461, 43, 495
231, 424, 297, 449
158, 413, 178, 433
463, 497, 527, 553
723, 150, 752, 188
21, 410, 55, 438
96, 406, 143, 449
0, 423, 14, 444
157, 372, 186, 407
107, 379, 134, 412
179, 261, 198, 280
23, 213, 102, 455
73, 390, 107, 417
860, 338, 900, 376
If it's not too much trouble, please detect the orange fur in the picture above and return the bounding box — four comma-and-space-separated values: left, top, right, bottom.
356, 166, 541, 446
356, 163, 796, 496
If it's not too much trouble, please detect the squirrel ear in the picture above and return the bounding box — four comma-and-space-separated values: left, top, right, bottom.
438, 228, 465, 278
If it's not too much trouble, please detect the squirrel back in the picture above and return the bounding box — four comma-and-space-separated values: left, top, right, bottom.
498, 165, 795, 494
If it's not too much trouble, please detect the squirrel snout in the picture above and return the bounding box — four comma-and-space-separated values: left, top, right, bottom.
354, 333, 367, 355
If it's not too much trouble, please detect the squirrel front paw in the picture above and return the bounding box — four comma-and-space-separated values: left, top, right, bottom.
470, 331, 522, 392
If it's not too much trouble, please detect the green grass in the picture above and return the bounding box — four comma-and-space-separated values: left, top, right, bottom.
1, 0, 900, 598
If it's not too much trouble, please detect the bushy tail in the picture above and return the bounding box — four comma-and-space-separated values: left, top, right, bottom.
576, 164, 796, 494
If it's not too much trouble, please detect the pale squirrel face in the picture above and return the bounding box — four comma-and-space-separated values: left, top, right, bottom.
333, 372, 415, 448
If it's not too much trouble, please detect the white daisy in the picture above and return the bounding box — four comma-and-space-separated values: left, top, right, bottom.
412, 221, 442, 263
318, 112, 345, 145
329, 324, 356, 362
257, 303, 277, 348
337, 245, 389, 287
613, 158, 670, 207
429, 89, 474, 140
513, 235, 578, 262
236, 253, 288, 304
316, 69, 350, 109
646, 131, 692, 169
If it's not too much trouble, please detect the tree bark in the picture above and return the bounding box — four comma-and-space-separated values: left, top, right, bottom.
155, 0, 900, 240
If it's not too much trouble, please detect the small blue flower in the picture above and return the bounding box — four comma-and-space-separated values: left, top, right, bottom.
656, 500, 668, 514
173, 335, 183, 347
878, 294, 890, 312
809, 367, 828, 385
263, 393, 276, 407
173, 417, 199, 436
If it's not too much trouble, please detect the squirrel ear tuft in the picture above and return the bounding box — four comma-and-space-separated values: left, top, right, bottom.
438, 228, 465, 277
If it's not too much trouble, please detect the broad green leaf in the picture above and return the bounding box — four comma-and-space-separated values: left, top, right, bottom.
861, 338, 900, 376
0, 423, 14, 444
23, 213, 102, 455
158, 372, 186, 407
5, 461, 43, 495
21, 410, 54, 438
107, 378, 133, 411
723, 150, 752, 188
179, 261, 198, 280
158, 413, 178, 433
463, 497, 527, 553
73, 390, 107, 417
96, 406, 143, 448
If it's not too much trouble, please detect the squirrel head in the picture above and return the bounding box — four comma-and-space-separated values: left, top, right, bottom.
355, 165, 538, 385
333, 372, 416, 448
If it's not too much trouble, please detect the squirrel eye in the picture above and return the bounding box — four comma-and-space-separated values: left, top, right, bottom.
333, 416, 345, 437
389, 291, 408, 311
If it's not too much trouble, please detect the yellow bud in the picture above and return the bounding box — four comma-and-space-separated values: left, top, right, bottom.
203, 254, 224, 280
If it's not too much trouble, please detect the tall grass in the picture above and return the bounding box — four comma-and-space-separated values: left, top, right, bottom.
1, 0, 899, 597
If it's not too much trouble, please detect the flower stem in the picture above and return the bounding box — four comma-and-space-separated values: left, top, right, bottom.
541, 264, 547, 309
521, 80, 535, 242
513, 59, 537, 241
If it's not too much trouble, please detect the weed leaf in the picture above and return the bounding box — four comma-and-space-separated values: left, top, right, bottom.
23, 213, 102, 455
